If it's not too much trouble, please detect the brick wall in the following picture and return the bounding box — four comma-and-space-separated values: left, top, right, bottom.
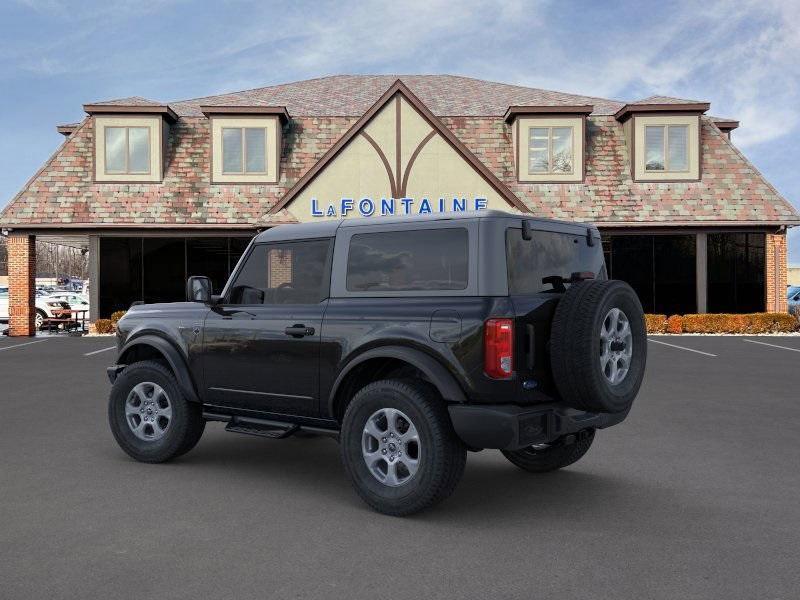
765, 232, 788, 313
267, 248, 293, 287
8, 234, 36, 336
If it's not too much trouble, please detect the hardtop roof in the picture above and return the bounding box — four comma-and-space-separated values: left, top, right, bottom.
254, 210, 597, 243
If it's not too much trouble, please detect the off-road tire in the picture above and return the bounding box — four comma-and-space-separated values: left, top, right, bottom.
502, 429, 595, 473
108, 360, 205, 463
340, 379, 467, 516
550, 280, 646, 413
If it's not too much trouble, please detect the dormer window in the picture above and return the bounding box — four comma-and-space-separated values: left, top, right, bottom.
505, 106, 591, 184
615, 99, 707, 182
105, 126, 151, 174
222, 127, 268, 174
528, 126, 574, 174
201, 106, 289, 184
92, 116, 164, 182
84, 101, 175, 183
644, 124, 688, 172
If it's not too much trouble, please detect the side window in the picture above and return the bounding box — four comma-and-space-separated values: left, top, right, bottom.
228, 239, 331, 305
346, 228, 468, 292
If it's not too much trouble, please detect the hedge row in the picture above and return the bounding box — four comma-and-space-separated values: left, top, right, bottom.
645, 313, 799, 334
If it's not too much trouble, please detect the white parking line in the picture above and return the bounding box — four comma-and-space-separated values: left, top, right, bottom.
647, 338, 717, 357
0, 339, 49, 352
742, 339, 800, 353
84, 346, 117, 356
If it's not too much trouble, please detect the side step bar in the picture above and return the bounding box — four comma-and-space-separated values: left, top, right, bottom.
203, 411, 339, 440
226, 420, 299, 439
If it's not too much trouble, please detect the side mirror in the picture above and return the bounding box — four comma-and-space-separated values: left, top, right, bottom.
187, 276, 213, 303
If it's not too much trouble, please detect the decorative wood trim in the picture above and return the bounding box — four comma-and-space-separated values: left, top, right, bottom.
200, 105, 290, 123
83, 104, 178, 122
504, 104, 593, 123
614, 102, 709, 122
399, 131, 436, 197
271, 79, 528, 215
360, 131, 398, 199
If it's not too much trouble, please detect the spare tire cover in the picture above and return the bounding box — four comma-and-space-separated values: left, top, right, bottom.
550, 280, 646, 413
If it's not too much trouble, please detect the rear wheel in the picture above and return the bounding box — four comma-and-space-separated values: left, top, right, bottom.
108, 360, 205, 463
502, 429, 595, 473
340, 379, 466, 516
35, 309, 46, 330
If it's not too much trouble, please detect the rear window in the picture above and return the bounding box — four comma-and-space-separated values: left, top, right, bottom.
506, 227, 604, 294
346, 228, 468, 292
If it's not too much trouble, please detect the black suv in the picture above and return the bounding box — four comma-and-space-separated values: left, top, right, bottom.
107, 211, 646, 515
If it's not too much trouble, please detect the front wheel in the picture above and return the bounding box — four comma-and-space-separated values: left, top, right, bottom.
340, 379, 466, 516
501, 429, 595, 473
108, 360, 205, 463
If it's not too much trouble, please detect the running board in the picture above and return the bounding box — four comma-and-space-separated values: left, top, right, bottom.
204, 411, 339, 440
225, 419, 298, 439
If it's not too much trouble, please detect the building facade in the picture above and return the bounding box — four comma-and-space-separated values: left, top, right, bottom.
1, 75, 797, 335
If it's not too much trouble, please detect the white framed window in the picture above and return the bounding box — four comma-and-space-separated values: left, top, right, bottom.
210, 116, 279, 183
104, 126, 151, 175
221, 127, 268, 174
528, 126, 574, 175
516, 116, 583, 183
632, 115, 699, 181
94, 116, 163, 183
644, 124, 689, 172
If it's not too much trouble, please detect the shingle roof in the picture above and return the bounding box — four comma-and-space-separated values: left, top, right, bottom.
1, 75, 796, 229
168, 74, 626, 117
631, 95, 707, 105
86, 96, 164, 107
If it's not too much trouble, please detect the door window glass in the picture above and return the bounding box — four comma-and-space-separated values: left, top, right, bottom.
229, 239, 331, 305
346, 228, 468, 292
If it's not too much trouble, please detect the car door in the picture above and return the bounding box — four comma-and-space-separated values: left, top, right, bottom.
202, 237, 333, 417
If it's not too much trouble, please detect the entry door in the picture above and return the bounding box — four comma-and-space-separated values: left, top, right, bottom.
202, 238, 332, 417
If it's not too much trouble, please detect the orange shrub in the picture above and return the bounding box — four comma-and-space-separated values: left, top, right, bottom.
94, 319, 113, 334
110, 310, 127, 324
669, 313, 798, 334
665, 315, 683, 334
644, 314, 667, 334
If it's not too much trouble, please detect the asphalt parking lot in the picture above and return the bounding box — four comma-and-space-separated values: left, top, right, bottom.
1, 335, 799, 599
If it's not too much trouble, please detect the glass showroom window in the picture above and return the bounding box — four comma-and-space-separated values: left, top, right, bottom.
645, 125, 688, 171
104, 126, 150, 174
222, 127, 267, 174
528, 127, 573, 174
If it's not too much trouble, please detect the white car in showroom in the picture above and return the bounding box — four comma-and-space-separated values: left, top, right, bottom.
0, 287, 72, 329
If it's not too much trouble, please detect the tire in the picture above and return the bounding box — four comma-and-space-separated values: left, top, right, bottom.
340, 379, 467, 516
108, 360, 205, 463
550, 280, 646, 413
502, 429, 595, 473
35, 309, 46, 330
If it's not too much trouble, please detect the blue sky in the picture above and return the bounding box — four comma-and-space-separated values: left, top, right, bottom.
1, 0, 798, 261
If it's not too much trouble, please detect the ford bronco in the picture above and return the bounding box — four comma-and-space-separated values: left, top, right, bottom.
107, 211, 646, 515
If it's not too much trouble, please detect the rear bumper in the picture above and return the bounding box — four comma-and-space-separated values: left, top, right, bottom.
448, 402, 629, 451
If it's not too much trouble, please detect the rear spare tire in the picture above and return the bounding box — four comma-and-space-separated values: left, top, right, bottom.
550, 280, 646, 413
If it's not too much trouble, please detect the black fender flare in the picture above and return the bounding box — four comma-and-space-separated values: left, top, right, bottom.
327, 345, 466, 415
118, 334, 200, 403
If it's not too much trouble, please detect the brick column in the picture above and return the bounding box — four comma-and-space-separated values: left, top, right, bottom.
765, 232, 788, 313
8, 234, 36, 336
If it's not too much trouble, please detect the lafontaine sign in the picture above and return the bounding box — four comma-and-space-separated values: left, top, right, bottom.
311, 196, 488, 218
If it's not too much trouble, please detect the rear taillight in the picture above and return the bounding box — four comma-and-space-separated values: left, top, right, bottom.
484, 318, 514, 379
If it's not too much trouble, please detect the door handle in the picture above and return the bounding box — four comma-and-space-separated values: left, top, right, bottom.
284, 324, 315, 338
